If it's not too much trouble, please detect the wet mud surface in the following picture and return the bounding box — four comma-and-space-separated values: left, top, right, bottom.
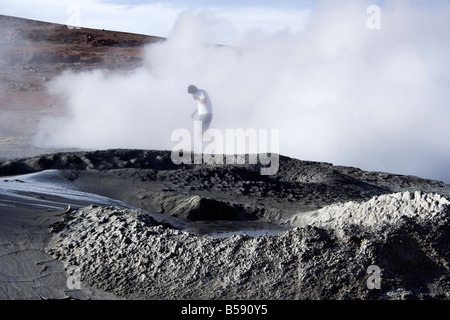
1, 149, 449, 299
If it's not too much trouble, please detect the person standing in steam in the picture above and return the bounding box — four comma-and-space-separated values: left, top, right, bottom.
188, 85, 212, 135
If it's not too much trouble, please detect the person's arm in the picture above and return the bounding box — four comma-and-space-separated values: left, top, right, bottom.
194, 96, 205, 104
193, 93, 205, 104
191, 108, 197, 119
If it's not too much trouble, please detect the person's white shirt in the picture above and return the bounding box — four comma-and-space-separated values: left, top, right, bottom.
193, 89, 212, 115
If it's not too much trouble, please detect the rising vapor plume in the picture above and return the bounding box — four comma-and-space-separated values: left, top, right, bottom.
34, 0, 450, 182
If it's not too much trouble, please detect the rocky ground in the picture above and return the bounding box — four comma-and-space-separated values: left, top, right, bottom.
0, 149, 449, 300
2, 149, 449, 223
44, 193, 450, 300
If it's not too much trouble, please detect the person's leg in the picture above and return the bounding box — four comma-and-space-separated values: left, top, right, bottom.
200, 113, 212, 134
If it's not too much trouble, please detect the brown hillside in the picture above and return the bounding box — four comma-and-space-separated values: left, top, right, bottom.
0, 15, 163, 137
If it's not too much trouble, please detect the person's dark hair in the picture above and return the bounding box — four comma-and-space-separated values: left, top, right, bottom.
187, 85, 198, 94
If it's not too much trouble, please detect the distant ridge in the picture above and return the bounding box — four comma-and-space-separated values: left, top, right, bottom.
0, 14, 163, 137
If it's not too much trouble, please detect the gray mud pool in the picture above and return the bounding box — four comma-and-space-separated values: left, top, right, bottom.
0, 170, 289, 238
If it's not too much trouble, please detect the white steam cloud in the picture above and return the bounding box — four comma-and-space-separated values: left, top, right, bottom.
34, 0, 450, 182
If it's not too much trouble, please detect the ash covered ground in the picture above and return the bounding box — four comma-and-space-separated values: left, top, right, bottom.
1, 149, 449, 299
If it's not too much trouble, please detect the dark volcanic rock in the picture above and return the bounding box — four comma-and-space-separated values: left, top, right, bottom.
1, 148, 450, 299
1, 149, 449, 224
